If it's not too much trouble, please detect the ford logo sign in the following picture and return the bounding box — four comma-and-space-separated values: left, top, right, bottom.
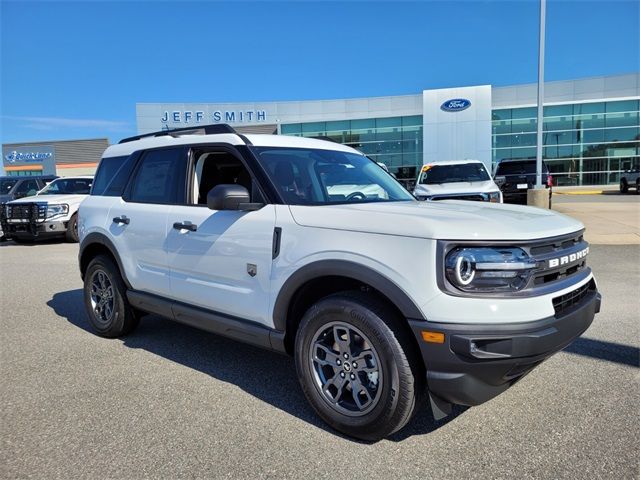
440, 99, 471, 112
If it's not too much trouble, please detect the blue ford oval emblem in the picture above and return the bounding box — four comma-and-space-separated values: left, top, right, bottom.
440, 98, 471, 112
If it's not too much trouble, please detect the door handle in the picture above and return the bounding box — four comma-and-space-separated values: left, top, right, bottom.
112, 215, 130, 225
173, 221, 197, 232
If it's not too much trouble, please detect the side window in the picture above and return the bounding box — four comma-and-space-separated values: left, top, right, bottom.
129, 148, 184, 204
15, 179, 39, 196
191, 149, 264, 205
92, 156, 131, 196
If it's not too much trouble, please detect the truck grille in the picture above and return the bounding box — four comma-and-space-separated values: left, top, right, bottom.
5, 203, 47, 222
431, 194, 488, 202
553, 279, 596, 316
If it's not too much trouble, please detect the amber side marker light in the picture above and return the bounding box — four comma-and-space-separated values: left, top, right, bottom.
421, 331, 445, 344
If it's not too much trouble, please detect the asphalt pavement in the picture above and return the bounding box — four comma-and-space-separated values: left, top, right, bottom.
0, 241, 638, 479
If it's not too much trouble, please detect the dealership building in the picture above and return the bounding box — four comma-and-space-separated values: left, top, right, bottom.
137, 72, 640, 186
1, 138, 109, 177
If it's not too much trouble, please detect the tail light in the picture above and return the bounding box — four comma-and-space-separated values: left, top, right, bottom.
547, 175, 553, 187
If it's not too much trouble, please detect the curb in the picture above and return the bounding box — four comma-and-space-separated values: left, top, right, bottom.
554, 190, 604, 195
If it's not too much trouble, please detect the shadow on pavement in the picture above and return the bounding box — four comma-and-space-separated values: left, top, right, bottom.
564, 337, 639, 368
48, 288, 462, 442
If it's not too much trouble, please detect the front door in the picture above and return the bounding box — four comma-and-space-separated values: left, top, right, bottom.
167, 148, 276, 326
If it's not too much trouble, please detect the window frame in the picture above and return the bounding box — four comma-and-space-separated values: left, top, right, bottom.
183, 144, 270, 207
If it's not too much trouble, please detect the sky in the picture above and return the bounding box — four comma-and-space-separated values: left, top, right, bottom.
1, 0, 638, 144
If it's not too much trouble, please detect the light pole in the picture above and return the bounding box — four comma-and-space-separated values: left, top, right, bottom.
535, 0, 546, 189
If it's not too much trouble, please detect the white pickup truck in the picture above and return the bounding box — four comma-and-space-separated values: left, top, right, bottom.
413, 159, 503, 202
1, 176, 92, 243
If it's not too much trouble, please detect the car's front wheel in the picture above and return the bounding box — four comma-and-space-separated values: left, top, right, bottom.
83, 254, 139, 337
295, 292, 424, 441
65, 213, 79, 243
620, 179, 629, 193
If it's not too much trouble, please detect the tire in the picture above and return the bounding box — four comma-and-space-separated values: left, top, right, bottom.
620, 179, 628, 194
65, 213, 79, 243
636, 179, 639, 194
83, 254, 139, 337
294, 291, 424, 441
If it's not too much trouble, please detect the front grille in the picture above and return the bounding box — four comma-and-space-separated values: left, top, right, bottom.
5, 203, 47, 222
552, 279, 595, 316
524, 232, 589, 287
431, 194, 487, 202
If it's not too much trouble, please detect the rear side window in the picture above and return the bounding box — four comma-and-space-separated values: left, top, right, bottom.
92, 156, 131, 196
128, 148, 184, 204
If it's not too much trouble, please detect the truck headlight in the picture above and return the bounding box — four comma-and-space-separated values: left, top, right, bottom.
488, 191, 501, 203
46, 204, 69, 219
445, 247, 537, 292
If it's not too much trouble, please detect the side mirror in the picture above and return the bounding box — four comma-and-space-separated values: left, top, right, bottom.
494, 176, 506, 187
207, 184, 263, 211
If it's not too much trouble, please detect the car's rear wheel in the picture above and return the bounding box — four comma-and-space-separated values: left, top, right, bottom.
84, 254, 139, 337
65, 213, 79, 243
620, 179, 628, 193
295, 291, 424, 441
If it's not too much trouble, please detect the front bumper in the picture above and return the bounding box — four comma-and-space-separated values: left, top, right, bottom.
1, 220, 68, 238
409, 284, 600, 407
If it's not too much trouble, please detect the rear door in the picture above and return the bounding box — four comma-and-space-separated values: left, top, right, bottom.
109, 147, 187, 297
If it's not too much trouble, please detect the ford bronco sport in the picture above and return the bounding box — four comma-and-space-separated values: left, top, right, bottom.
78, 125, 601, 441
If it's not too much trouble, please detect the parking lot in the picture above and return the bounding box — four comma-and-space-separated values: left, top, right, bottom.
1, 206, 639, 479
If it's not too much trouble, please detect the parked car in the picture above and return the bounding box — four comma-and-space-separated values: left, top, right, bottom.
0, 175, 58, 240
0, 175, 58, 203
413, 160, 502, 202
619, 164, 640, 194
78, 124, 599, 441
494, 159, 552, 207
1, 176, 92, 243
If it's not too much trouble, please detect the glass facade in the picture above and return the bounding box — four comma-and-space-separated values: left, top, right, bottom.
492, 99, 640, 185
281, 115, 423, 181
280, 99, 640, 186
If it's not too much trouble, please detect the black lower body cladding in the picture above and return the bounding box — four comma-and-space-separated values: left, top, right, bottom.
408, 285, 600, 407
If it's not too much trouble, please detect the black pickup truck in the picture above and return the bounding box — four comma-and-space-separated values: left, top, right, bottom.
494, 159, 552, 207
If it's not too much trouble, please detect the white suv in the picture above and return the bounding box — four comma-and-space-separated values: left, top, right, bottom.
2, 176, 92, 243
78, 125, 601, 441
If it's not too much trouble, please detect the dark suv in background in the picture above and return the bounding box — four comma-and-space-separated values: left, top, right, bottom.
494, 160, 552, 207
0, 175, 58, 203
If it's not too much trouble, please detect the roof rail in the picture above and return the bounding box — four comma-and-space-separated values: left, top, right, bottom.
118, 124, 237, 144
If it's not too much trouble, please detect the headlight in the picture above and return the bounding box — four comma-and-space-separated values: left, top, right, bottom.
445, 247, 537, 292
488, 191, 501, 203
46, 204, 69, 218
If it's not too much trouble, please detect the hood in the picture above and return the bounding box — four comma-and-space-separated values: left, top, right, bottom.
0, 194, 14, 203
289, 201, 583, 241
414, 180, 498, 196
8, 193, 87, 205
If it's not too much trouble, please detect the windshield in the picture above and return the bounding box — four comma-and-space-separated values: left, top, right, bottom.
0, 179, 18, 194
39, 178, 92, 195
254, 147, 414, 205
419, 163, 490, 184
